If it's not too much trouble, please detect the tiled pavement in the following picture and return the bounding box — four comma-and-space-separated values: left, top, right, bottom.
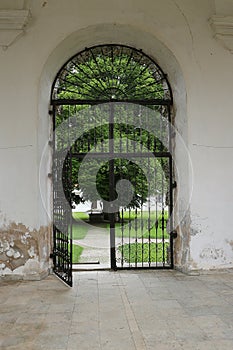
0, 270, 233, 349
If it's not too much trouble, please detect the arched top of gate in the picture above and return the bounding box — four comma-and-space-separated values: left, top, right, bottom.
51, 44, 172, 104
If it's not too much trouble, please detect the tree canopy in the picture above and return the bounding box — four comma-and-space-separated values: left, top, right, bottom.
53, 45, 171, 101
53, 45, 171, 212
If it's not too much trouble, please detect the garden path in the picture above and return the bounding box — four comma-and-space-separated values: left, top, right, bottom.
73, 226, 169, 269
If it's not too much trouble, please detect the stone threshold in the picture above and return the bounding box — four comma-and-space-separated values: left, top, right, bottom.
0, 269, 49, 281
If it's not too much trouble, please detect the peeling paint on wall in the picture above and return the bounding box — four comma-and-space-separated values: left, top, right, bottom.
0, 222, 51, 278
200, 247, 225, 261
227, 240, 233, 251
174, 209, 191, 271
190, 214, 209, 237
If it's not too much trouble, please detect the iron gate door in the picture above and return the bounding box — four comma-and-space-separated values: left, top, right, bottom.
52, 111, 73, 286
51, 44, 175, 284
52, 102, 174, 272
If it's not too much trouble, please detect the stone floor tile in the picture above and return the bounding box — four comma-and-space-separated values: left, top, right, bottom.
48, 302, 75, 313
34, 334, 69, 349
211, 340, 233, 349
218, 312, 233, 326
0, 270, 233, 349
0, 313, 17, 324
0, 335, 29, 348
70, 320, 99, 335
178, 340, 218, 350
100, 331, 137, 350
145, 341, 185, 350
15, 312, 46, 324
0, 342, 42, 350
67, 333, 101, 350
43, 311, 73, 324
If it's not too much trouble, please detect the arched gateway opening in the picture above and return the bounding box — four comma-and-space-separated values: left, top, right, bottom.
51, 44, 176, 286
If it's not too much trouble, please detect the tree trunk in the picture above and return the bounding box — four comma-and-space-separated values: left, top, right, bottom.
103, 202, 120, 222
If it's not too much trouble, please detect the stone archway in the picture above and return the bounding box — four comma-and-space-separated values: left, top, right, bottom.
38, 24, 190, 278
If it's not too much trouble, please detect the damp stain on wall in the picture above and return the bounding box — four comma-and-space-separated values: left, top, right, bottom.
174, 209, 191, 269
0, 222, 51, 276
227, 240, 233, 251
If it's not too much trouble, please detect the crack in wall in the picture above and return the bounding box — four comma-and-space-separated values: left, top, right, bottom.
0, 144, 32, 150
192, 143, 233, 149
172, 0, 202, 72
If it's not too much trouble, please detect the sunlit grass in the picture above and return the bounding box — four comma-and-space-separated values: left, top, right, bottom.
115, 211, 169, 239
72, 244, 83, 263
68, 244, 83, 263
118, 242, 169, 263
72, 210, 169, 240
71, 212, 89, 240
72, 212, 89, 221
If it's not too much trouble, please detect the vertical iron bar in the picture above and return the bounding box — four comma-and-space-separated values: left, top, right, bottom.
109, 103, 116, 269
135, 207, 138, 268
133, 120, 138, 266
121, 206, 124, 268
161, 158, 165, 266
68, 105, 73, 285
168, 105, 174, 268
148, 155, 151, 267
155, 197, 158, 267
140, 197, 143, 267
146, 112, 151, 267
52, 105, 56, 270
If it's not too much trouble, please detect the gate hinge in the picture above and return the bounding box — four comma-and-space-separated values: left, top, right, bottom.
170, 230, 177, 239
49, 253, 53, 259
172, 181, 177, 189
48, 106, 53, 115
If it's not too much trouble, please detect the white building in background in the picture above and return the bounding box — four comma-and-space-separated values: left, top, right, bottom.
0, 0, 233, 279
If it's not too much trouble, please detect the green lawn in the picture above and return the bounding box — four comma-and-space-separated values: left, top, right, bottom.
72, 210, 169, 240
118, 242, 169, 263
115, 211, 169, 239
73, 212, 89, 221
71, 244, 83, 263
72, 222, 89, 240
71, 210, 169, 264
72, 212, 89, 239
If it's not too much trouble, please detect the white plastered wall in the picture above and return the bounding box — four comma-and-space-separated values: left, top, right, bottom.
0, 0, 232, 275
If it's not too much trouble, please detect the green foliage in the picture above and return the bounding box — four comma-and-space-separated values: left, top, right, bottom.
70, 155, 169, 209
54, 46, 171, 212
54, 45, 168, 101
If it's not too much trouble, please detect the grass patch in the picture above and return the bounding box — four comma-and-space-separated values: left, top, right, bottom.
71, 211, 169, 241
115, 211, 169, 239
72, 222, 89, 240
118, 242, 169, 263
71, 244, 83, 263
72, 212, 89, 221
72, 212, 89, 240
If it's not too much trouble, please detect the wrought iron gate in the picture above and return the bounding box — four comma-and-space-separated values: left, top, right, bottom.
51, 45, 175, 285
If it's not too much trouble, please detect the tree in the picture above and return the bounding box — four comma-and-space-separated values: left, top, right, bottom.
54, 46, 171, 218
